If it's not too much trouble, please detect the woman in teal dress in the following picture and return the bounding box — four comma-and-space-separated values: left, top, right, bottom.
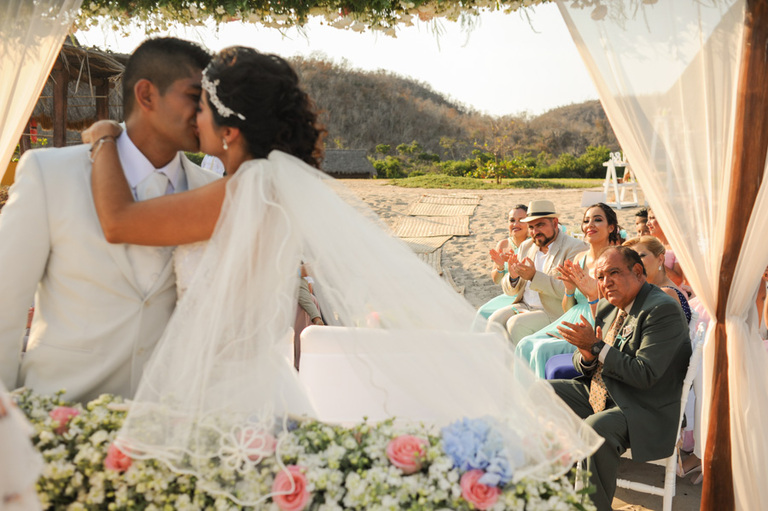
514, 203, 621, 377
476, 204, 529, 320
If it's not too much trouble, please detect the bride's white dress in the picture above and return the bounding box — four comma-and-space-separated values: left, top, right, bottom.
119, 151, 602, 506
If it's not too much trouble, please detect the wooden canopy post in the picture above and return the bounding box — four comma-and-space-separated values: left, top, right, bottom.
95, 79, 109, 120
51, 57, 69, 147
702, 1, 768, 509
19, 118, 32, 154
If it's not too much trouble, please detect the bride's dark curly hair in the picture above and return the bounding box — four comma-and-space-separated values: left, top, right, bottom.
204, 46, 325, 168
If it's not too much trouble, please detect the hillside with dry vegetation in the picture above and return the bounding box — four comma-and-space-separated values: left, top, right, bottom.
291, 56, 619, 161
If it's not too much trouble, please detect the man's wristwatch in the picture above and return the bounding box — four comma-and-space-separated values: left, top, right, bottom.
590, 341, 606, 357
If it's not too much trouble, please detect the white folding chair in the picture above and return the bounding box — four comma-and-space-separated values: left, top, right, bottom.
297, 326, 509, 424
615, 322, 706, 511
602, 151, 640, 210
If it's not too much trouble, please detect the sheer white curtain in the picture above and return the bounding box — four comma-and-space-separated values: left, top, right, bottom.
0, 0, 82, 172
557, 0, 768, 508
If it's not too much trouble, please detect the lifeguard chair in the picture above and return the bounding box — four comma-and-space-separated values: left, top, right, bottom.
603, 151, 639, 210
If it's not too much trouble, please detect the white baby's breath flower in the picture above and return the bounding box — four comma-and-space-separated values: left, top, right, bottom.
39, 429, 55, 444
89, 429, 108, 446
342, 435, 358, 450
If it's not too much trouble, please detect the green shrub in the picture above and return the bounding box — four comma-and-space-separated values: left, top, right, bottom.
580, 145, 612, 179
371, 156, 405, 178
438, 160, 474, 177
416, 152, 440, 163
537, 153, 582, 178
184, 152, 205, 165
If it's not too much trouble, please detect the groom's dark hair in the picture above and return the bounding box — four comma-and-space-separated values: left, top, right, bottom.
123, 37, 211, 117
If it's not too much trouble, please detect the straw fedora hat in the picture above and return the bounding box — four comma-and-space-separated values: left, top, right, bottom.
521, 199, 559, 223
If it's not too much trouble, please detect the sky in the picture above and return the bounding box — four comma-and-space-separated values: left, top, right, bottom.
77, 2, 599, 117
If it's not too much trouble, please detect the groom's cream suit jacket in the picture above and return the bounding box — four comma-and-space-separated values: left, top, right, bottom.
0, 143, 219, 402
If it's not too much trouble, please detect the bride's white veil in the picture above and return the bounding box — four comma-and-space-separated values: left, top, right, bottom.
117, 150, 601, 505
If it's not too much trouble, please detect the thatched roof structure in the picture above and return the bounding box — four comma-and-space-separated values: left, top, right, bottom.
322, 149, 376, 178
27, 41, 127, 146
32, 79, 123, 132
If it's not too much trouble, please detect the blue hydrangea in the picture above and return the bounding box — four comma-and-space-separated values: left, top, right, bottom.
440, 417, 520, 487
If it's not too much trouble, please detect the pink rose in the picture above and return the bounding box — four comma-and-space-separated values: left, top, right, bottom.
104, 443, 132, 472
237, 427, 277, 462
386, 435, 428, 475
461, 469, 501, 510
366, 311, 381, 327
272, 465, 311, 511
49, 406, 79, 434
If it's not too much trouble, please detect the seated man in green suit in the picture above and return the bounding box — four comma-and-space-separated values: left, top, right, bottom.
551, 246, 690, 511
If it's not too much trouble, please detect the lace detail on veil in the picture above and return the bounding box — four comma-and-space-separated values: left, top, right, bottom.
173, 241, 208, 301
116, 151, 602, 506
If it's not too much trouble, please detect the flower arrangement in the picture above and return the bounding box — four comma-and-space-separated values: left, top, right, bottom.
75, 0, 551, 36
15, 389, 595, 510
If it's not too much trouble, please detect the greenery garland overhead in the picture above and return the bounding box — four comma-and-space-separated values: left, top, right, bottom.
76, 0, 551, 35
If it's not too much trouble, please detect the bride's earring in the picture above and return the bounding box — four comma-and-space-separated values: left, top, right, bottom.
222, 137, 229, 151
658, 265, 663, 271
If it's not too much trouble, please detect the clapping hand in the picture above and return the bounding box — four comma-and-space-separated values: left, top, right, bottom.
505, 252, 521, 279
560, 259, 598, 300
511, 256, 535, 281
489, 248, 508, 270
556, 315, 602, 362
555, 262, 577, 296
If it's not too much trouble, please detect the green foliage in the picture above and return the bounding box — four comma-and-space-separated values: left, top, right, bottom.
396, 140, 423, 156
371, 156, 405, 179
390, 175, 603, 190
78, 1, 553, 35
375, 144, 391, 155
537, 153, 581, 178
438, 160, 475, 177
417, 152, 440, 163
184, 152, 205, 165
372, 139, 612, 183
580, 145, 612, 178
532, 145, 611, 179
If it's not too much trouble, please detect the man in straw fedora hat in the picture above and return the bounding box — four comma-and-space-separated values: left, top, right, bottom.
487, 199, 586, 344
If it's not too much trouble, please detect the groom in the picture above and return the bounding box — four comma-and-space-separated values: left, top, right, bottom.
0, 37, 219, 402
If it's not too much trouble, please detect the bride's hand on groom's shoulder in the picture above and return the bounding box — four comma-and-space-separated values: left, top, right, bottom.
82, 120, 123, 145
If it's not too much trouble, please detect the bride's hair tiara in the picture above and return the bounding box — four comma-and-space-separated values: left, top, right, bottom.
202, 69, 246, 121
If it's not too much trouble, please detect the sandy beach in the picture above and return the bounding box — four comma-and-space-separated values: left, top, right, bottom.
339, 179, 701, 511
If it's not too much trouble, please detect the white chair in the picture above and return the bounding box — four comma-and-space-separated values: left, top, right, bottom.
614, 322, 706, 511
602, 151, 640, 210
297, 326, 509, 424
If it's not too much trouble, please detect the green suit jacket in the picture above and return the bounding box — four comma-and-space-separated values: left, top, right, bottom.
573, 282, 691, 462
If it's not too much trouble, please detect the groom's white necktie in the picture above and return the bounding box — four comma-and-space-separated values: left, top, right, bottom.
128, 171, 174, 295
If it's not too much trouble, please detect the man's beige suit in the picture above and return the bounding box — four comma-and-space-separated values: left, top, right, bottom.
498, 231, 586, 343
0, 144, 219, 402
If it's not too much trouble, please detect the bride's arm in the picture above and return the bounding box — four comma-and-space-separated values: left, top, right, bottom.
86, 122, 227, 246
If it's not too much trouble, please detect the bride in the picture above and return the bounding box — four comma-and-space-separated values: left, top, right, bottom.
85, 46, 601, 506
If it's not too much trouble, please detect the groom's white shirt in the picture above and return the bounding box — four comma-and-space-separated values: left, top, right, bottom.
0, 137, 219, 402
118, 133, 182, 294
118, 132, 182, 194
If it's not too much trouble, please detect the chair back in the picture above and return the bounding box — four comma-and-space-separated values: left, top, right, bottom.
677, 322, 706, 431
298, 326, 509, 424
